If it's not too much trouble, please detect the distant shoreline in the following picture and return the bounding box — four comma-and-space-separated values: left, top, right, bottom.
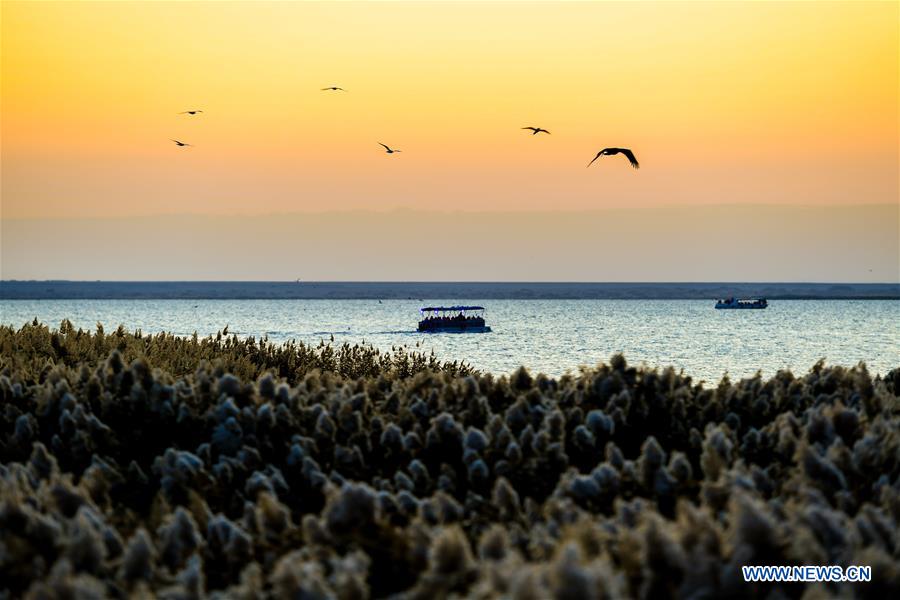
2, 281, 898, 300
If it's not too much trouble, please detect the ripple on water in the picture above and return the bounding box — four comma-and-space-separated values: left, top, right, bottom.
1, 298, 898, 382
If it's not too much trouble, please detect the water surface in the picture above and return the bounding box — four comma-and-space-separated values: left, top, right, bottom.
2, 299, 897, 382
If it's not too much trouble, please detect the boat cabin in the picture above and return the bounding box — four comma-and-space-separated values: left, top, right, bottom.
418, 306, 492, 333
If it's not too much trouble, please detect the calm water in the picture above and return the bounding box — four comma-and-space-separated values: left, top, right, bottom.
1, 299, 897, 382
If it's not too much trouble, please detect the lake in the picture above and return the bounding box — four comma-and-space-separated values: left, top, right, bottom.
1, 299, 897, 382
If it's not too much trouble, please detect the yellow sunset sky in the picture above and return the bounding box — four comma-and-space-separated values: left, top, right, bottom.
1, 1, 898, 281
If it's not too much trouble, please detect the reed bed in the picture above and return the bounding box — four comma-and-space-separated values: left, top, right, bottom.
0, 322, 898, 598
0, 320, 475, 384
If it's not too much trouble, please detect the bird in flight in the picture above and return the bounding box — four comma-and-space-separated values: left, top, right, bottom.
379, 143, 401, 154
321, 86, 346, 92
179, 110, 203, 115
587, 148, 639, 169
171, 139, 192, 147
522, 127, 550, 135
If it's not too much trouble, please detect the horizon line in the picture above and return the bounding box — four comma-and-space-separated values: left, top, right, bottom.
3, 281, 897, 301
3, 280, 900, 285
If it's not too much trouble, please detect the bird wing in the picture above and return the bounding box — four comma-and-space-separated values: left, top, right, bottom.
522, 127, 536, 131
621, 148, 639, 168
539, 129, 550, 134
586, 153, 602, 168
378, 142, 391, 151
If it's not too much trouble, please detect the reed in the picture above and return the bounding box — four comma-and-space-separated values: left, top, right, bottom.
0, 320, 475, 385
0, 321, 897, 598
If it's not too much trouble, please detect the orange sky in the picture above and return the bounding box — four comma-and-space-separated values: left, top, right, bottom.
2, 1, 897, 220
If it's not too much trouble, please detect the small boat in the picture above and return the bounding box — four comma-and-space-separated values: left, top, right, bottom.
418, 306, 492, 333
715, 297, 768, 309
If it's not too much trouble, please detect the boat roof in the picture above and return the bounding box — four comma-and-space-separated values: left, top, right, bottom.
420, 306, 484, 311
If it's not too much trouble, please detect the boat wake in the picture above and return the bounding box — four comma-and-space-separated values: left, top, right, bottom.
372, 330, 419, 335
309, 329, 419, 336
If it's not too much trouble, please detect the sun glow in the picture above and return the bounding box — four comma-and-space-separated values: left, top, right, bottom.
2, 1, 896, 219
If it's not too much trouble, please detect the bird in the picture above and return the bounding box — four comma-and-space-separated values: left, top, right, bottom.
587, 148, 639, 169
522, 127, 550, 135
321, 86, 345, 91
379, 143, 401, 154
171, 139, 192, 147
179, 110, 203, 115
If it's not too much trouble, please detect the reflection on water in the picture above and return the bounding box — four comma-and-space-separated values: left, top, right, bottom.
1, 299, 897, 382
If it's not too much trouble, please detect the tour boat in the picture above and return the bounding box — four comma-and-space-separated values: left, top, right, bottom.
417, 306, 492, 333
715, 297, 768, 309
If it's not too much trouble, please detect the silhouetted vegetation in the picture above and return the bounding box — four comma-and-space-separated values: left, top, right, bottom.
0, 322, 897, 598
0, 320, 474, 385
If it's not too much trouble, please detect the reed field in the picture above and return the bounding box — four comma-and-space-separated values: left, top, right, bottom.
1, 321, 898, 598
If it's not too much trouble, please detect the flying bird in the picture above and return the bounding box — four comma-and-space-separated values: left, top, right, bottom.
171, 139, 192, 147
587, 147, 639, 169
179, 110, 203, 115
522, 127, 550, 135
321, 86, 346, 91
379, 143, 401, 154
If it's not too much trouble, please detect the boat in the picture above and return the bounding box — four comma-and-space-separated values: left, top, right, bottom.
715, 297, 768, 309
417, 306, 492, 333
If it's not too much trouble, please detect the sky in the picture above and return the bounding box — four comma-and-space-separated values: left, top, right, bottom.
1, 1, 898, 281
